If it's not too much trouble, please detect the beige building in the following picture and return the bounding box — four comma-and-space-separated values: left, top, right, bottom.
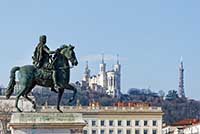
40, 102, 163, 134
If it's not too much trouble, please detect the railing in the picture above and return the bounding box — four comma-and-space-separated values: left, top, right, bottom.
40, 106, 162, 112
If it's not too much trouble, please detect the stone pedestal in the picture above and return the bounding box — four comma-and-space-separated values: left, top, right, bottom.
8, 112, 86, 134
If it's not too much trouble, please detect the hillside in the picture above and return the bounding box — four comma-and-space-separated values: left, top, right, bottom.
30, 86, 200, 125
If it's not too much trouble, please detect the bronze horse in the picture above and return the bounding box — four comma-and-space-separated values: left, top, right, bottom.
5, 45, 78, 112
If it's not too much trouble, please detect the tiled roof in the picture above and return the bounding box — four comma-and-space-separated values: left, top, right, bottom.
172, 119, 200, 126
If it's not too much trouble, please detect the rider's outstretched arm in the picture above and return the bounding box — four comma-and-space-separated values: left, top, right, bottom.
43, 46, 55, 54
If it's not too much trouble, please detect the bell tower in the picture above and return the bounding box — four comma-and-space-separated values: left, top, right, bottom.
83, 61, 90, 83
99, 54, 107, 88
114, 54, 121, 97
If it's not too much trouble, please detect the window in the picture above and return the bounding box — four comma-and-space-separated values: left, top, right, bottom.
144, 120, 148, 126
109, 129, 114, 134
135, 120, 140, 126
100, 129, 105, 134
92, 130, 97, 134
135, 129, 140, 134
83, 130, 87, 134
126, 129, 131, 134
118, 120, 122, 126
144, 129, 148, 134
127, 120, 131, 126
92, 120, 96, 126
152, 129, 157, 134
109, 120, 114, 126
117, 129, 122, 134
101, 120, 105, 126
153, 120, 157, 126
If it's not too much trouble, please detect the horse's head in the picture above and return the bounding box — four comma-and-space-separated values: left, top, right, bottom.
60, 44, 78, 66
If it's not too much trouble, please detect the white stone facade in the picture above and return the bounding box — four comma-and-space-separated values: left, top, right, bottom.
162, 126, 183, 134
184, 123, 200, 134
163, 123, 200, 134
40, 103, 163, 134
162, 119, 200, 134
84, 117, 162, 134
82, 56, 121, 98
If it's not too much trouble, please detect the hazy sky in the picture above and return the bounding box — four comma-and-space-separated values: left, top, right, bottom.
0, 0, 200, 100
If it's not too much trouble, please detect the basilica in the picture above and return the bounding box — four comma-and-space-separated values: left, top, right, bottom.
81, 55, 121, 98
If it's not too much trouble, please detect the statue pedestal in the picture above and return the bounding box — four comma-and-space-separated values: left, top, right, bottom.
8, 112, 86, 134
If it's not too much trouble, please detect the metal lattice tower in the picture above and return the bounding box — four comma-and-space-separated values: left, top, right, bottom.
178, 57, 185, 98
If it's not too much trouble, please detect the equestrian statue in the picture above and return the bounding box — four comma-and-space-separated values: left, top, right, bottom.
5, 35, 78, 112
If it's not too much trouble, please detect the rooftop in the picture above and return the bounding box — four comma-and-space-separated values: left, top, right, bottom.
172, 119, 200, 126
39, 102, 163, 114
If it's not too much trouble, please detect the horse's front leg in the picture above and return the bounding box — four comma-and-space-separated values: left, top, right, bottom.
66, 84, 77, 103
57, 88, 64, 113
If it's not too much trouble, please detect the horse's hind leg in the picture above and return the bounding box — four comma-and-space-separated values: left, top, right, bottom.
23, 95, 36, 110
16, 96, 22, 112
23, 84, 36, 110
15, 85, 26, 112
66, 84, 77, 103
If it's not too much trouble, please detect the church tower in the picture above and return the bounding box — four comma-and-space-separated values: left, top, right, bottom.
99, 54, 107, 88
114, 54, 121, 97
83, 61, 90, 83
178, 57, 185, 98
114, 54, 121, 73
100, 54, 106, 73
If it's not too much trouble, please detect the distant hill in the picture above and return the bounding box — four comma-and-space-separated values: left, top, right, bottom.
31, 86, 200, 125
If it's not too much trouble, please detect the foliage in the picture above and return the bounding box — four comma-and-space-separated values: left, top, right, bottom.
31, 86, 200, 125
165, 90, 179, 100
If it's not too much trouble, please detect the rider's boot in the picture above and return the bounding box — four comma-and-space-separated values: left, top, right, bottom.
51, 87, 58, 93
52, 70, 61, 92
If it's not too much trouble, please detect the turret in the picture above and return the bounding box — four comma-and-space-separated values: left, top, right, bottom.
114, 54, 121, 73
99, 54, 107, 88
83, 61, 90, 82
114, 54, 121, 98
100, 54, 106, 73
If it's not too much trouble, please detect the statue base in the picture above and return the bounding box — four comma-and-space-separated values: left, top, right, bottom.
8, 112, 86, 134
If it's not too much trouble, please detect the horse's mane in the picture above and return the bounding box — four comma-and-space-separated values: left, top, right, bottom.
56, 44, 74, 52
56, 44, 68, 52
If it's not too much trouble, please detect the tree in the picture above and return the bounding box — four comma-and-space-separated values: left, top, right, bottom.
165, 90, 179, 100
127, 88, 142, 95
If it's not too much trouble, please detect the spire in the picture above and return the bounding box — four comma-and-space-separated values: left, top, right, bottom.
117, 54, 119, 64
86, 61, 89, 69
180, 56, 183, 69
101, 53, 104, 64
84, 61, 90, 75
100, 53, 106, 73
84, 61, 88, 72
180, 56, 183, 62
83, 60, 90, 82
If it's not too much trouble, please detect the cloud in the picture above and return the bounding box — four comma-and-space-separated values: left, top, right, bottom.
80, 54, 127, 62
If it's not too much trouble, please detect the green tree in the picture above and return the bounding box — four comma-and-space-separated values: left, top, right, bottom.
165, 90, 179, 100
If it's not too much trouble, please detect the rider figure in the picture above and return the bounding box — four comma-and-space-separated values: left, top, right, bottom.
32, 35, 60, 92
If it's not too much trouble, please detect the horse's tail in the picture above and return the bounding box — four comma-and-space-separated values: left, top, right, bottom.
5, 66, 20, 99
